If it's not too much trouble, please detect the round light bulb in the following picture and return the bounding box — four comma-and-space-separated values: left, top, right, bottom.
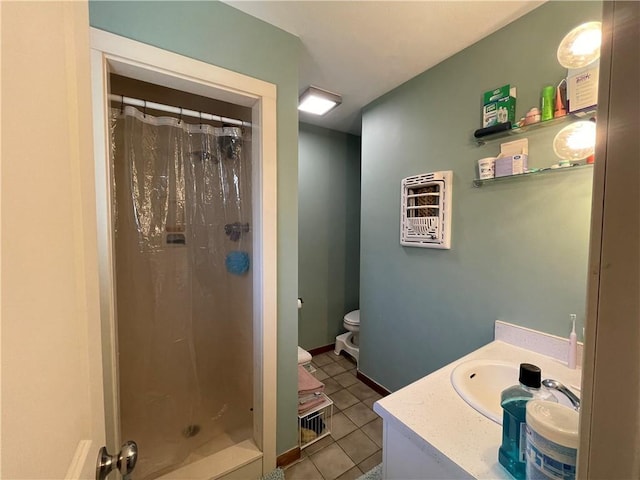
571, 29, 601, 56
557, 22, 602, 69
553, 121, 596, 161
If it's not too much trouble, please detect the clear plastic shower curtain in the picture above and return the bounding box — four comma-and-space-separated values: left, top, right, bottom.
111, 106, 253, 479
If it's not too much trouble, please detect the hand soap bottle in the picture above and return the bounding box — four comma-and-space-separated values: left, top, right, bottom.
498, 363, 557, 479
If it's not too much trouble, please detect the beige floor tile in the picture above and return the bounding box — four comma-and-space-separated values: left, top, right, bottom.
313, 353, 335, 367
322, 362, 347, 377
284, 457, 324, 480
335, 356, 357, 371
323, 378, 342, 395
284, 456, 307, 466
309, 443, 355, 480
337, 429, 379, 465
347, 382, 377, 401
335, 466, 363, 480
330, 412, 358, 441
329, 389, 359, 411
301, 357, 386, 479
357, 449, 383, 475
342, 402, 378, 427
302, 434, 334, 456
362, 393, 383, 410
333, 371, 359, 388
360, 417, 383, 448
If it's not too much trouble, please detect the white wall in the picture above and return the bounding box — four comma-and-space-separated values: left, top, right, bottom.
1, 2, 104, 478
579, 2, 640, 477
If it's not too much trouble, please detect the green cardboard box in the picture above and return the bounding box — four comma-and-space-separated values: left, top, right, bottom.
482, 84, 516, 127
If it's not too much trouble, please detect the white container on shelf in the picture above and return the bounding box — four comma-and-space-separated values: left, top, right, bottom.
478, 157, 496, 179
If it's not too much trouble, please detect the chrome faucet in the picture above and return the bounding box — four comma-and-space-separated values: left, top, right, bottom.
542, 379, 581, 411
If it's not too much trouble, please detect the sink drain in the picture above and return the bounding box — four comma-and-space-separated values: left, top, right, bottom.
182, 424, 201, 438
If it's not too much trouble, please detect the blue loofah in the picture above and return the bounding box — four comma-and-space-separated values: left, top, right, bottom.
225, 251, 250, 275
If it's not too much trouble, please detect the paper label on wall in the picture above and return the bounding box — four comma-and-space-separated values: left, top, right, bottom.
568, 65, 599, 112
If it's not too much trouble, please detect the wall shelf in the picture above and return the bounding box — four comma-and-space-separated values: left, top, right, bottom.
474, 107, 597, 145
473, 163, 593, 187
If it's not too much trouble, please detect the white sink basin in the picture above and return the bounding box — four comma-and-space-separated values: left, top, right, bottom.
450, 359, 519, 425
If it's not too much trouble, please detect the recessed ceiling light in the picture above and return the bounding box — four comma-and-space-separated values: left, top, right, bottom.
298, 86, 342, 116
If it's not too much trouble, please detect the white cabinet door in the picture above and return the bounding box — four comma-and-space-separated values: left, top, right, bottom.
1, 2, 111, 478
382, 421, 473, 480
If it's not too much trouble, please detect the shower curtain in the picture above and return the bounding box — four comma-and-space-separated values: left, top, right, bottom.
111, 106, 253, 479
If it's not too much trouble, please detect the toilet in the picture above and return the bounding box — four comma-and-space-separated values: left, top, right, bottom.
334, 310, 360, 364
298, 346, 312, 365
298, 345, 318, 374
298, 346, 312, 368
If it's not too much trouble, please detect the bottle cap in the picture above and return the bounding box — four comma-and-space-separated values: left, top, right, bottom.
519, 363, 542, 388
542, 85, 555, 95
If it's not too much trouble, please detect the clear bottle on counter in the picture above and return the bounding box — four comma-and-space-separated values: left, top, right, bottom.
498, 363, 557, 480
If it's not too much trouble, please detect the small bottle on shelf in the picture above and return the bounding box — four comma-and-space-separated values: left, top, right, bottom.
554, 82, 567, 118
541, 85, 555, 121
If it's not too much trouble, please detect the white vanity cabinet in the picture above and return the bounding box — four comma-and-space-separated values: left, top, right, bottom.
381, 418, 473, 479
373, 324, 582, 480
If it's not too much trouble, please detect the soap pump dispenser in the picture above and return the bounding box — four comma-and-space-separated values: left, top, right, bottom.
568, 314, 578, 369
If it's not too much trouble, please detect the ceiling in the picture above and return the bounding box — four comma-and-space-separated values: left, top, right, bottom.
224, 1, 545, 135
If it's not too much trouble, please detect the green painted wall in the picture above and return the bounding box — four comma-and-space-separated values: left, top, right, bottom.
360, 1, 602, 391
298, 123, 361, 349
89, 1, 301, 454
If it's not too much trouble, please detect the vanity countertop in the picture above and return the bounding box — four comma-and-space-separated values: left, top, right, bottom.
373, 339, 582, 479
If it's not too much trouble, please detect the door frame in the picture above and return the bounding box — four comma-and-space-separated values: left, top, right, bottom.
89, 28, 278, 472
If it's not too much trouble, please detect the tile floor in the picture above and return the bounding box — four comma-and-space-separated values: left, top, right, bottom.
285, 352, 384, 480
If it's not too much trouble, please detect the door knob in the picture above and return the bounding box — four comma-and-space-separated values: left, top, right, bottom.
96, 441, 138, 480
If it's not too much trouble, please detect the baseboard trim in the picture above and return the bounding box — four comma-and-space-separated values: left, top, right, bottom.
356, 370, 392, 397
276, 446, 300, 468
308, 344, 335, 356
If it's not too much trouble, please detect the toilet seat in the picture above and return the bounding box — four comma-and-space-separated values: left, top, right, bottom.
297, 346, 312, 366
343, 310, 360, 326
336, 310, 360, 365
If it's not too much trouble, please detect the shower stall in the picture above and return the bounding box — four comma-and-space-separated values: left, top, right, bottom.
111, 104, 254, 479
91, 29, 277, 479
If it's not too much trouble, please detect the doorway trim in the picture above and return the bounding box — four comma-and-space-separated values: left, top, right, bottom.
89, 28, 278, 473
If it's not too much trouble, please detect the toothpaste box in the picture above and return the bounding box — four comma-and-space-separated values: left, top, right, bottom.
482, 84, 517, 128
495, 154, 528, 177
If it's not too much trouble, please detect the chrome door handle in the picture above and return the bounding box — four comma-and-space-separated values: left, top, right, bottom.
96, 441, 138, 480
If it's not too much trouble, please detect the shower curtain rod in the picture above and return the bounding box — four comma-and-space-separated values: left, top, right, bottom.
109, 94, 251, 128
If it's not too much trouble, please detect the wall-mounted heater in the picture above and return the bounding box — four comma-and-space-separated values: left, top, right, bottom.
400, 170, 452, 249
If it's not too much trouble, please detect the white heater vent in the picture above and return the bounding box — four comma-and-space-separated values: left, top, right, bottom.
400, 170, 452, 249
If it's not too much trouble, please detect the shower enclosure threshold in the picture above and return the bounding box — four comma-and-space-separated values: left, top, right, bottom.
157, 439, 262, 480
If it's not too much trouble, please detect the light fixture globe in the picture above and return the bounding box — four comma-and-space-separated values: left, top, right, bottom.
553, 120, 596, 161
557, 21, 602, 69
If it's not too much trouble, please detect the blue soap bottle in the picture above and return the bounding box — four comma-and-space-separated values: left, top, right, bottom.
498, 363, 556, 479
